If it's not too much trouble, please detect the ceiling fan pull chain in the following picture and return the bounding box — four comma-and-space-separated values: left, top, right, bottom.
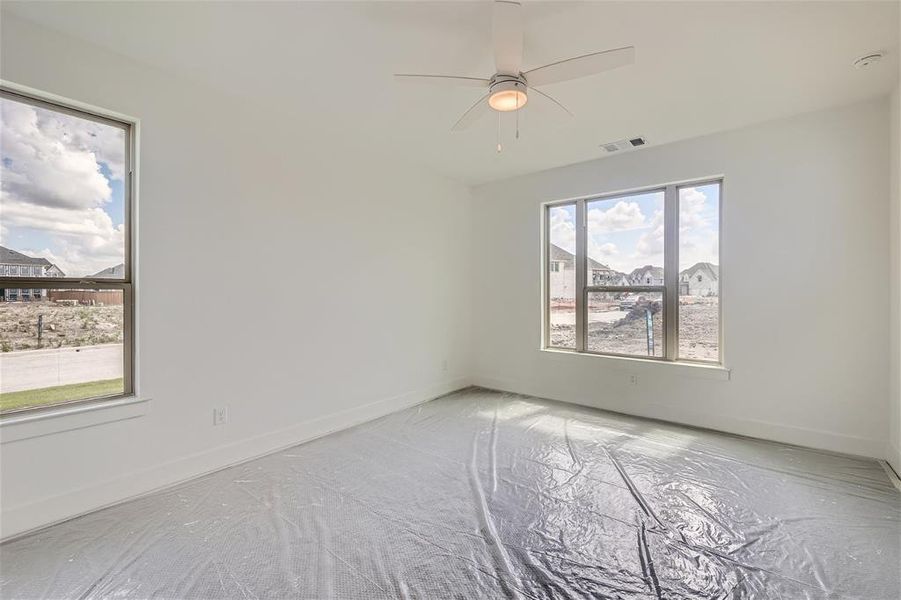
516, 100, 520, 140
497, 112, 503, 153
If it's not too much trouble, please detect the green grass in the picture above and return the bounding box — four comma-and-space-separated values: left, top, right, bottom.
0, 378, 124, 413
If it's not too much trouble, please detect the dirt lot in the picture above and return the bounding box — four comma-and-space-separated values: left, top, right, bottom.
678, 299, 719, 361
0, 302, 123, 352
549, 297, 718, 361
550, 309, 665, 357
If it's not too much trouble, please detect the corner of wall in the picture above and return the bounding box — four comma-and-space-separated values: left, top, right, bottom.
889, 82, 901, 473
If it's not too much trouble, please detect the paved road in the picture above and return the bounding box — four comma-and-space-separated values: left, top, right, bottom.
0, 344, 123, 393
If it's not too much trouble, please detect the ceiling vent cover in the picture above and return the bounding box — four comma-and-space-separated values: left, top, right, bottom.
601, 136, 647, 153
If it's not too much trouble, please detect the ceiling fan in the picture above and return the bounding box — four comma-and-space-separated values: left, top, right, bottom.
394, 0, 634, 135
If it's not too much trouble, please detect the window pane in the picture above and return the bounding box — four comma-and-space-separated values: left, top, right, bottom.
586, 190, 664, 286
548, 204, 576, 348
1, 94, 127, 279
0, 289, 124, 413
587, 291, 663, 357
678, 183, 720, 361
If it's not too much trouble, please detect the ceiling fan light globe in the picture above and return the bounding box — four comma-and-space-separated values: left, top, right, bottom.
489, 89, 528, 112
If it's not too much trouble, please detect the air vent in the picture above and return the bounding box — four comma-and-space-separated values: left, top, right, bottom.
600, 136, 647, 153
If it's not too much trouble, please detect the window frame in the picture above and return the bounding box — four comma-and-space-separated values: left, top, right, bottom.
542, 178, 723, 365
0, 85, 137, 417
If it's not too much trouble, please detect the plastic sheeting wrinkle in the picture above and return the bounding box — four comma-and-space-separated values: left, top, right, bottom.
2, 388, 899, 600
469, 430, 530, 600
75, 521, 160, 600
637, 522, 664, 600
603, 447, 666, 533
559, 419, 585, 490
300, 464, 536, 597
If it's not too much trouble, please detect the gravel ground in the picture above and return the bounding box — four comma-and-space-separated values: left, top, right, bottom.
0, 302, 123, 352
678, 301, 719, 361
550, 298, 718, 361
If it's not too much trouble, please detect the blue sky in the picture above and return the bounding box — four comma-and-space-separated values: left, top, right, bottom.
0, 96, 126, 277
587, 190, 664, 273
549, 184, 719, 274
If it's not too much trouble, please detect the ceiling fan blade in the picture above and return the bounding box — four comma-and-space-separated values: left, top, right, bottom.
492, 1, 523, 75
394, 74, 490, 88
525, 46, 635, 87
529, 87, 574, 118
451, 94, 490, 131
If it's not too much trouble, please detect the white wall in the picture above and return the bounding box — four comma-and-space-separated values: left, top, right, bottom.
0, 15, 472, 538
890, 83, 901, 474
1, 11, 896, 542
471, 98, 891, 458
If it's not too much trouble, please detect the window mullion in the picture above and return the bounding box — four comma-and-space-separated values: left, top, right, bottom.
575, 199, 586, 353
664, 185, 679, 360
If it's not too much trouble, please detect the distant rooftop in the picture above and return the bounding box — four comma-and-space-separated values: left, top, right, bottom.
91, 263, 125, 278
550, 244, 611, 272
0, 245, 53, 267
681, 262, 719, 277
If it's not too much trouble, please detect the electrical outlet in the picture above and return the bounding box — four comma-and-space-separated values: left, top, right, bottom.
213, 406, 228, 426
629, 375, 638, 386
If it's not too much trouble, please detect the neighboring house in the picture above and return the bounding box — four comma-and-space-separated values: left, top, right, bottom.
549, 244, 627, 299
589, 263, 629, 287
628, 265, 664, 286
550, 252, 719, 297
0, 246, 65, 302
679, 262, 719, 296
92, 263, 125, 279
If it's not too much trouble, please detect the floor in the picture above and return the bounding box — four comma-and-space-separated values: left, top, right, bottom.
1, 388, 899, 599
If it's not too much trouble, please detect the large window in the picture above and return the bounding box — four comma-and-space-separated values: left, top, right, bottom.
0, 88, 134, 414
544, 180, 721, 363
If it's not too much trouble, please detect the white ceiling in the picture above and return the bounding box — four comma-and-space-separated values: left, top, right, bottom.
4, 1, 899, 185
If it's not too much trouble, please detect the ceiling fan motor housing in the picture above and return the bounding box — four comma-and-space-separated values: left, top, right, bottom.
488, 74, 528, 111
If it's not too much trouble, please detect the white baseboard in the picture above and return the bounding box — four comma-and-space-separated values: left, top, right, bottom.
1, 377, 470, 541
474, 375, 885, 459
887, 440, 901, 479
881, 459, 901, 492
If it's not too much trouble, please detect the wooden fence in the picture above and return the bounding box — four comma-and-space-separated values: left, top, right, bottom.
47, 290, 124, 306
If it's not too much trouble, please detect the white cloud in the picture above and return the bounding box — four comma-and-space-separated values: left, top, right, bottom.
1, 100, 118, 210
679, 232, 719, 270
635, 209, 664, 261
595, 242, 618, 256
588, 241, 618, 265
679, 187, 708, 232
587, 201, 646, 232
43, 110, 126, 181
677, 188, 718, 269
549, 206, 576, 254
634, 202, 719, 270
11, 203, 126, 276
1, 98, 126, 277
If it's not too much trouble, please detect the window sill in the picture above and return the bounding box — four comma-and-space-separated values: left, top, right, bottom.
540, 347, 731, 380
0, 396, 150, 444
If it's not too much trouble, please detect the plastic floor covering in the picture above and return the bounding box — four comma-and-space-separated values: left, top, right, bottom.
1, 388, 899, 599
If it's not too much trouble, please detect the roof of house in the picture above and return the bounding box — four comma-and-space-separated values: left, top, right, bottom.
629, 265, 664, 280
550, 244, 611, 272
91, 263, 125, 278
0, 245, 53, 267
680, 262, 719, 279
